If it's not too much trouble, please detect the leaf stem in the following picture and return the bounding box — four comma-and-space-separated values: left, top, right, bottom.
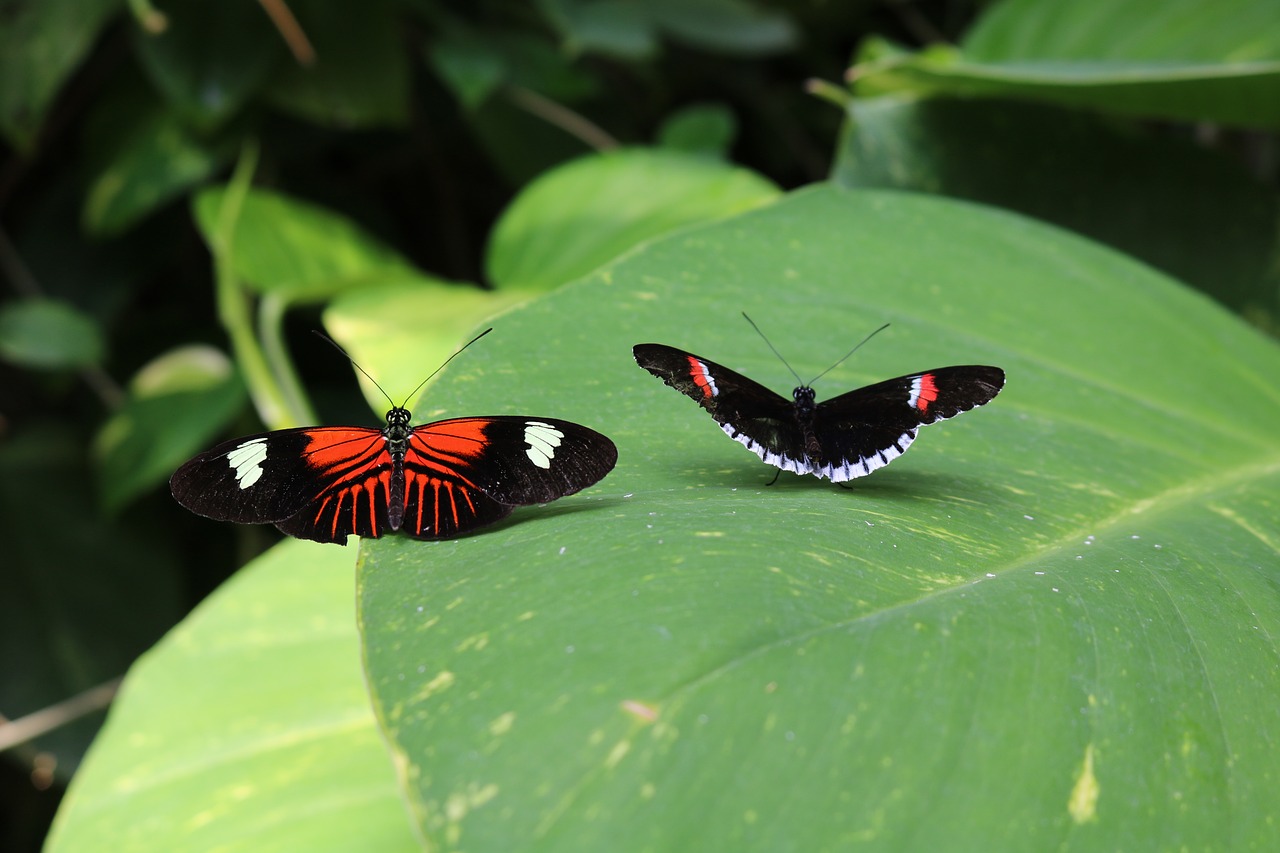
210, 141, 297, 429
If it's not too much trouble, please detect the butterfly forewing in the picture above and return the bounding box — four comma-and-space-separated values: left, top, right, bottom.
817, 365, 1006, 428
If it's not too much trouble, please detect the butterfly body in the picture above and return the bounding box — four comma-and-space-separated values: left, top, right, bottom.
634, 343, 1003, 482
171, 407, 616, 544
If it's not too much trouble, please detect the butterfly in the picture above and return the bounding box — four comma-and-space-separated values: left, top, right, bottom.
171, 331, 617, 544
633, 320, 1004, 483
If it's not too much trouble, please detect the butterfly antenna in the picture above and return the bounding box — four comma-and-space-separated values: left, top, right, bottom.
398, 327, 493, 408
311, 330, 397, 409
742, 312, 804, 386
311, 327, 493, 410
806, 322, 890, 386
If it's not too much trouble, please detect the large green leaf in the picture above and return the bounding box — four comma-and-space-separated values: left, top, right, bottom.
853, 0, 1280, 129
45, 541, 416, 852
46, 186, 1280, 850
359, 186, 1280, 848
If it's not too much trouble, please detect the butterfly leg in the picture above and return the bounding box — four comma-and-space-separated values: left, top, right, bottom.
764, 469, 782, 487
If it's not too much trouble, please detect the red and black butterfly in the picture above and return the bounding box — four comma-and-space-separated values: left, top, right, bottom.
171, 331, 617, 544
633, 319, 1004, 483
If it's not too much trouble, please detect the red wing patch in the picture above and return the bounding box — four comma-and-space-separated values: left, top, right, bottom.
687, 356, 719, 399
909, 373, 939, 412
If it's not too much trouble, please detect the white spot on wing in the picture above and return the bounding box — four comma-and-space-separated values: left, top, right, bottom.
907, 374, 923, 409
227, 437, 269, 489
524, 421, 564, 469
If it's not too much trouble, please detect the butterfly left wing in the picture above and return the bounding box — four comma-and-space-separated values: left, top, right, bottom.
171, 426, 398, 544
397, 416, 618, 539
810, 365, 1005, 481
633, 342, 803, 459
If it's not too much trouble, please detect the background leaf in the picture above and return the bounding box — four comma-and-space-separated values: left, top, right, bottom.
131, 0, 279, 128
832, 96, 1280, 322
191, 186, 424, 299
1, 429, 183, 779
0, 298, 104, 369
0, 0, 122, 150
855, 6, 1280, 129
45, 541, 416, 852
261, 0, 409, 128
358, 186, 1280, 848
485, 148, 780, 291
94, 345, 247, 512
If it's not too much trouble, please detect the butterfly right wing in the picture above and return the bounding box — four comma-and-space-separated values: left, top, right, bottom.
397, 416, 618, 540
633, 343, 800, 462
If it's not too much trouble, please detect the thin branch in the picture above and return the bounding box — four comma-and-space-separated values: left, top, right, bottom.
258, 0, 316, 66
505, 85, 620, 151
0, 678, 121, 753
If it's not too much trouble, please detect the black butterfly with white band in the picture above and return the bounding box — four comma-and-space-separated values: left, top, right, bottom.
633, 318, 1004, 483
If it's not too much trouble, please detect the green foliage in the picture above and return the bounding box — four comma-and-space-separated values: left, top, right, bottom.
0, 298, 104, 369
485, 148, 780, 291
45, 541, 415, 852
49, 188, 1280, 849
5, 0, 1280, 849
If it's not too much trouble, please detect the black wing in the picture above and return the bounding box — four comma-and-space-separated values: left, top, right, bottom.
397, 416, 618, 539
633, 343, 804, 461
808, 365, 1005, 481
171, 426, 396, 545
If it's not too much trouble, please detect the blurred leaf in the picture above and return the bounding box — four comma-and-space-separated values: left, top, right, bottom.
324, 280, 527, 415
657, 102, 737, 156
650, 0, 796, 55
131, 0, 278, 127
45, 540, 417, 852
539, 0, 658, 59
358, 186, 1280, 848
82, 103, 236, 237
832, 96, 1280, 323
854, 29, 1280, 129
0, 298, 104, 369
0, 0, 122, 151
262, 0, 409, 127
485, 147, 780, 291
965, 0, 1280, 63
191, 186, 423, 300
0, 426, 183, 778
94, 345, 247, 512
427, 31, 508, 110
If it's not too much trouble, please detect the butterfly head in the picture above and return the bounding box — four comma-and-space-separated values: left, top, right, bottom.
792, 385, 816, 416
384, 406, 413, 440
